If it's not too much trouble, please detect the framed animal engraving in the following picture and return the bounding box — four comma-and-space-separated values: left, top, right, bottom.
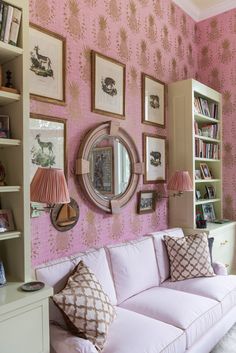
29, 23, 66, 105
29, 113, 67, 182
143, 133, 166, 184
91, 50, 125, 119
142, 73, 166, 128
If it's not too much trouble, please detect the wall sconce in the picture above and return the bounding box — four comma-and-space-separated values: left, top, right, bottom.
30, 167, 70, 216
157, 170, 193, 200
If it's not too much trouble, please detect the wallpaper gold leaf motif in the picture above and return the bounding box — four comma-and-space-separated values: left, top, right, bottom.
176, 35, 184, 59
187, 44, 194, 66
78, 46, 91, 83
154, 49, 165, 77
180, 14, 188, 38
128, 66, 139, 93
207, 18, 221, 41
138, 0, 149, 7
68, 81, 80, 120
111, 215, 124, 240
223, 91, 234, 114
183, 65, 188, 79
223, 143, 233, 167
127, 1, 140, 33
137, 39, 149, 69
209, 68, 222, 91
117, 27, 130, 61
169, 3, 177, 28
145, 14, 157, 43
170, 58, 178, 82
30, 0, 55, 25
105, 0, 121, 21
223, 195, 234, 220
84, 0, 97, 7
64, 0, 84, 39
83, 211, 99, 246
153, 0, 163, 18
220, 39, 233, 64
94, 16, 111, 51
200, 46, 211, 69
161, 25, 171, 51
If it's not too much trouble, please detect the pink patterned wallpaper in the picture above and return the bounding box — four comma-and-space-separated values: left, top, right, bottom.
29, 0, 198, 266
197, 9, 236, 221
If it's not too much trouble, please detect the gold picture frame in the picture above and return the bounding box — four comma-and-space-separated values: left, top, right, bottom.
91, 50, 125, 119
29, 23, 66, 105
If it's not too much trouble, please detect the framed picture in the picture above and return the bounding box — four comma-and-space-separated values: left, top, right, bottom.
142, 73, 165, 127
91, 50, 125, 119
0, 115, 9, 138
0, 209, 14, 233
138, 190, 156, 214
0, 260, 6, 286
29, 23, 66, 105
199, 98, 210, 117
195, 190, 201, 200
90, 146, 113, 194
205, 185, 216, 199
143, 133, 166, 184
30, 113, 67, 182
200, 163, 212, 179
195, 169, 202, 180
202, 203, 216, 222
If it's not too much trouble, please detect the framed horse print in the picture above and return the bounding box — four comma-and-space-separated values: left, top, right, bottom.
29, 23, 66, 105
29, 113, 67, 182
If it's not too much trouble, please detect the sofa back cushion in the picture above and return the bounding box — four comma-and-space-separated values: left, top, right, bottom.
107, 237, 159, 304
148, 228, 184, 283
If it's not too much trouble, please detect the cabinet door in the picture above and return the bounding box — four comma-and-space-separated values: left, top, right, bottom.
0, 299, 50, 353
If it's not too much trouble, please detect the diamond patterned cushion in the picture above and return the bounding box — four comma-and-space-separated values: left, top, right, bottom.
53, 261, 116, 351
164, 233, 215, 282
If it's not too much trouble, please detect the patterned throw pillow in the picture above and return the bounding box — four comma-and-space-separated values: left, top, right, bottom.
164, 233, 215, 281
53, 261, 116, 351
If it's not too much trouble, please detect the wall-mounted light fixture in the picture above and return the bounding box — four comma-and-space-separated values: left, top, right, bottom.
157, 170, 193, 200
30, 167, 70, 215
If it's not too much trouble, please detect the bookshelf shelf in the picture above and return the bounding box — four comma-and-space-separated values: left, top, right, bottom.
0, 90, 20, 105
0, 230, 21, 241
195, 135, 220, 143
195, 157, 220, 162
195, 198, 221, 205
0, 41, 23, 64
0, 185, 20, 192
0, 138, 21, 146
195, 179, 220, 183
194, 114, 219, 124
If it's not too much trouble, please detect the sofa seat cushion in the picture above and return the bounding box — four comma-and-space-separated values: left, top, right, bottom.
120, 287, 221, 349
161, 275, 236, 315
107, 238, 160, 304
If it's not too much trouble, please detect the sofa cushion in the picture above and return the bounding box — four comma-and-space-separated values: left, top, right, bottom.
70, 247, 117, 305
53, 261, 116, 351
161, 275, 236, 315
120, 287, 221, 349
107, 238, 159, 304
164, 233, 214, 281
148, 228, 184, 283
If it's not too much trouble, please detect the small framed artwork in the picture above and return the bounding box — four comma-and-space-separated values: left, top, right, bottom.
195, 190, 201, 200
142, 73, 165, 128
195, 169, 202, 180
143, 133, 166, 184
200, 163, 212, 179
138, 190, 156, 214
199, 98, 210, 116
91, 50, 125, 119
0, 115, 9, 138
0, 209, 15, 233
29, 23, 66, 105
202, 203, 216, 222
205, 185, 216, 199
90, 146, 114, 194
0, 260, 6, 286
30, 113, 67, 182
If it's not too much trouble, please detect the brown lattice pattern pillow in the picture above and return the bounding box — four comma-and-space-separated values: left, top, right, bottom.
53, 261, 116, 351
164, 233, 215, 281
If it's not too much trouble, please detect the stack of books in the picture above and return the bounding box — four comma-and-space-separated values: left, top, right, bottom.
0, 2, 22, 47
194, 96, 219, 120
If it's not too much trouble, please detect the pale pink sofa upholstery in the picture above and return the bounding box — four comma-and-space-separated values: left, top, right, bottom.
35, 228, 236, 353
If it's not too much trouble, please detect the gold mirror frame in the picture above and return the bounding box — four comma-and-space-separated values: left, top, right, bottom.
76, 121, 143, 213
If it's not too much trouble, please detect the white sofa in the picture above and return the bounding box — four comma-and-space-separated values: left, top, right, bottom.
35, 228, 236, 353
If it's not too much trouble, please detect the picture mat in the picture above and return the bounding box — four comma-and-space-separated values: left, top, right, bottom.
145, 77, 164, 125
146, 136, 165, 181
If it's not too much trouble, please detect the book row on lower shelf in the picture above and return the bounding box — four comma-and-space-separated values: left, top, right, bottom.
194, 96, 219, 120
194, 121, 219, 139
0, 1, 22, 47
195, 139, 220, 159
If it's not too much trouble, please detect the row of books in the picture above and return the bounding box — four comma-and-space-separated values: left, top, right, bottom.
194, 121, 220, 139
195, 139, 220, 159
0, 2, 22, 46
194, 96, 219, 120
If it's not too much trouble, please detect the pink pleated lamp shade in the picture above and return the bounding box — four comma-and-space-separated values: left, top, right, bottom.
30, 167, 70, 205
167, 171, 193, 192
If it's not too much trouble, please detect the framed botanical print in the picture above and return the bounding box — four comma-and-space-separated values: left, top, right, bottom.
142, 73, 166, 128
29, 23, 66, 105
143, 133, 166, 184
30, 113, 67, 182
137, 190, 156, 214
91, 50, 125, 119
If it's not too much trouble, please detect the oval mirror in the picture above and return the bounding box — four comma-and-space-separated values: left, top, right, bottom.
76, 121, 143, 213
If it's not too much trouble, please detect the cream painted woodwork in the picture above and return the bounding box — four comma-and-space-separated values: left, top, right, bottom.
168, 78, 236, 273
0, 1, 52, 352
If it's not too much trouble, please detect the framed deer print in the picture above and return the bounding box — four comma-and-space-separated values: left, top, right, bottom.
29, 114, 67, 182
91, 50, 125, 119
143, 133, 166, 184
142, 73, 166, 128
29, 23, 66, 105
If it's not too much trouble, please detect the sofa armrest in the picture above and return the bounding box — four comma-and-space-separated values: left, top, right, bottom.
50, 324, 97, 353
212, 261, 228, 276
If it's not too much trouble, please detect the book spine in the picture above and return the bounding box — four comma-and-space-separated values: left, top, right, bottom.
0, 3, 4, 36
3, 5, 13, 43
0, 4, 8, 42
8, 7, 21, 46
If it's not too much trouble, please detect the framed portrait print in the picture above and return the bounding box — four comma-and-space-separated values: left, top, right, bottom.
29, 23, 66, 105
138, 190, 156, 214
142, 73, 165, 128
91, 51, 125, 119
90, 146, 114, 194
30, 113, 67, 182
0, 209, 15, 233
202, 203, 216, 222
200, 163, 212, 180
143, 133, 166, 184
